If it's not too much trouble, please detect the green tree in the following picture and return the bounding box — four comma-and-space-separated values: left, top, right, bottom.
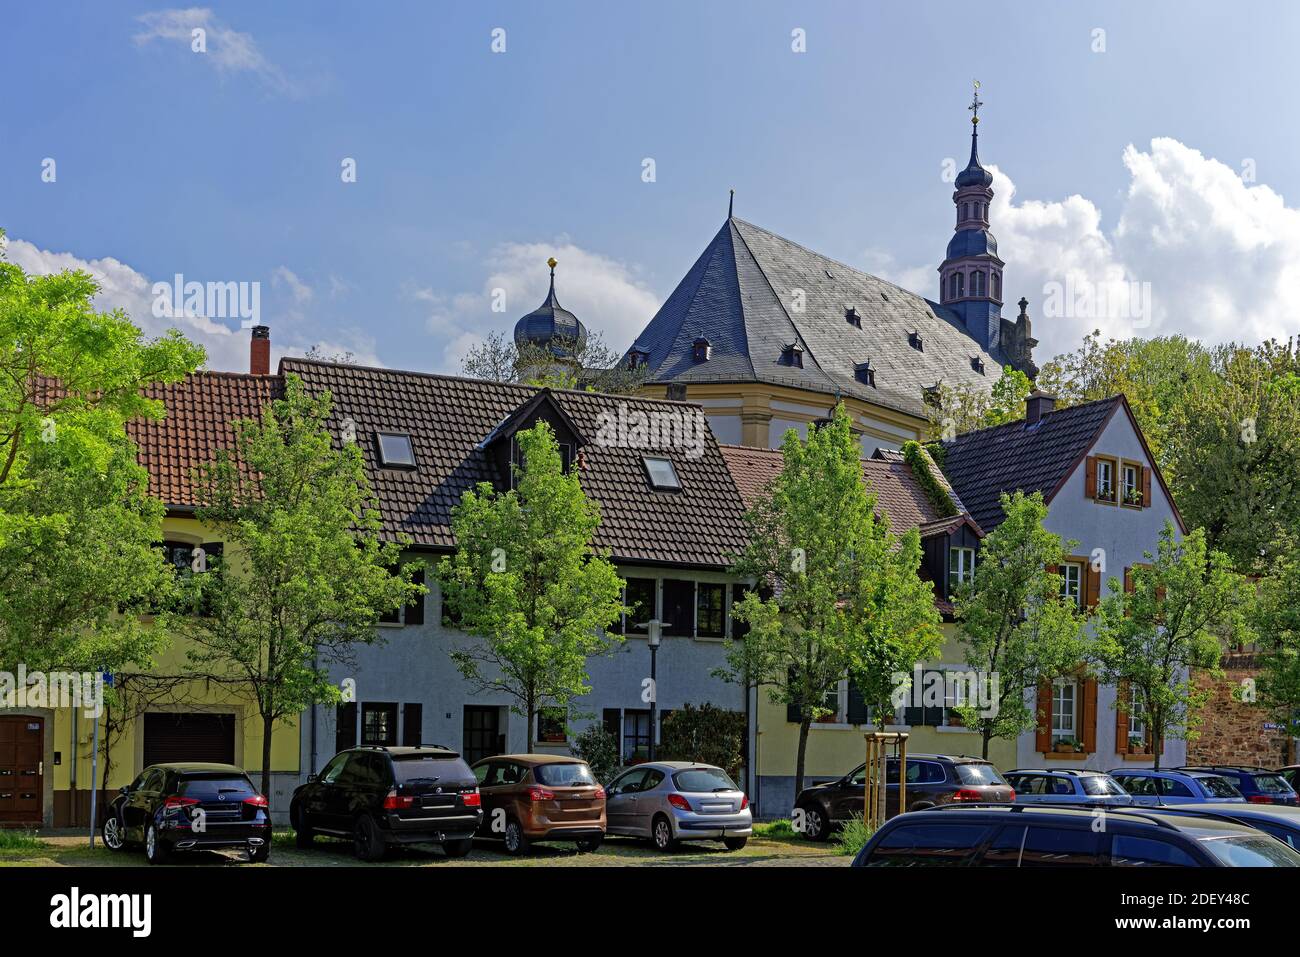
460, 329, 647, 395
1092, 524, 1250, 769
953, 492, 1089, 759
177, 375, 419, 794
438, 422, 626, 752
1249, 551, 1300, 764
659, 703, 747, 782
927, 365, 1033, 440
0, 235, 204, 671
720, 405, 943, 796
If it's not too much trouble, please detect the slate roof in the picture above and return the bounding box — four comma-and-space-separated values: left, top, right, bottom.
279, 359, 749, 568
629, 217, 1020, 419
719, 444, 947, 533
127, 372, 281, 508
937, 396, 1123, 532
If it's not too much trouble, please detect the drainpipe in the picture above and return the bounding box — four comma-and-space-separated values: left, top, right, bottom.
309, 650, 319, 776
70, 710, 78, 827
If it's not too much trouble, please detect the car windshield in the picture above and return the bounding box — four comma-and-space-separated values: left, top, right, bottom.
1198, 776, 1243, 798
955, 764, 1006, 786
674, 767, 737, 792
1200, 835, 1300, 867
534, 763, 596, 787
1253, 774, 1294, 795
392, 754, 464, 784
178, 775, 256, 800
1080, 775, 1125, 796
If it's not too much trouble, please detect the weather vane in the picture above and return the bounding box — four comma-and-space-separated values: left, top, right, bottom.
969, 79, 982, 125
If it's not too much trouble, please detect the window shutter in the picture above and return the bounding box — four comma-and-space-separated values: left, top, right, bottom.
404, 568, 426, 625
846, 679, 868, 726
1086, 564, 1101, 608
1142, 466, 1152, 507
1035, 681, 1053, 753
786, 701, 802, 724
1081, 679, 1098, 753
336, 702, 357, 753
1085, 456, 1098, 499
1123, 567, 1133, 594
1115, 681, 1130, 752
402, 703, 423, 746
923, 671, 944, 727
602, 708, 621, 739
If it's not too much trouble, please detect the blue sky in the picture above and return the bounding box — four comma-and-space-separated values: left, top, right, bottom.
4, 1, 1299, 373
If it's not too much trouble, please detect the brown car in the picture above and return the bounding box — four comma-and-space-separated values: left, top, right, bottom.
471, 754, 606, 855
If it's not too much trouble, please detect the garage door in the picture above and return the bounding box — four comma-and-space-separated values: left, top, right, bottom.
143, 713, 235, 766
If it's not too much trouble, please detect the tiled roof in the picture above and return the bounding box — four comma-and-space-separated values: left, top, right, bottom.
127, 372, 281, 508
280, 359, 749, 568
719, 444, 945, 532
938, 396, 1122, 532
630, 217, 1022, 419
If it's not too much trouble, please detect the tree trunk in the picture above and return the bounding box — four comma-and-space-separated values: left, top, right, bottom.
794, 716, 811, 799
525, 697, 535, 754
260, 712, 274, 797
981, 727, 992, 760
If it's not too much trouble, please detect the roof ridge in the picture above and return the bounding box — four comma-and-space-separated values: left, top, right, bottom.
945, 394, 1122, 445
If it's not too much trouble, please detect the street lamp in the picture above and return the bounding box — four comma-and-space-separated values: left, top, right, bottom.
638, 619, 667, 761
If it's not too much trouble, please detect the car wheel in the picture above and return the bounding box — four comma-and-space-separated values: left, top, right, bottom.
247, 842, 271, 864
651, 814, 676, 852
575, 835, 603, 852
723, 836, 748, 851
443, 838, 473, 859
291, 805, 314, 848
798, 804, 831, 842
144, 823, 169, 865
503, 818, 530, 856
101, 812, 125, 851
352, 815, 386, 862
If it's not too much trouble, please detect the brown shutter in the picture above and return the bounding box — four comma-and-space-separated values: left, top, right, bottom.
1142, 466, 1152, 507
1086, 564, 1101, 608
1085, 456, 1097, 498
1035, 680, 1053, 753
1081, 678, 1098, 753
1123, 567, 1134, 593
1115, 680, 1130, 752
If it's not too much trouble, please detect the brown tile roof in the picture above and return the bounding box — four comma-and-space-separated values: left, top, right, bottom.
127, 372, 282, 508
279, 359, 749, 568
719, 444, 945, 532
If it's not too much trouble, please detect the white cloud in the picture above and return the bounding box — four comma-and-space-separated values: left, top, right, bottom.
272, 265, 314, 312
418, 240, 660, 374
134, 8, 295, 95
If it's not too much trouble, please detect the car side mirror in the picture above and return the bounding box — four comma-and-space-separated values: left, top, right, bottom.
307, 773, 317, 783
119, 785, 130, 795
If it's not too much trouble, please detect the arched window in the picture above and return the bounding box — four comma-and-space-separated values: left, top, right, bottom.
972, 271, 985, 297
992, 272, 1001, 300
950, 272, 964, 299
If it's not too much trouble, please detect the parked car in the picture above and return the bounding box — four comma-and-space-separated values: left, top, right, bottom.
471, 754, 605, 855
290, 745, 482, 861
102, 762, 271, 865
1278, 766, 1300, 791
1108, 768, 1244, 806
1139, 803, 1300, 851
1004, 769, 1133, 806
851, 804, 1300, 867
793, 754, 1014, 840
1176, 765, 1299, 806
604, 761, 752, 851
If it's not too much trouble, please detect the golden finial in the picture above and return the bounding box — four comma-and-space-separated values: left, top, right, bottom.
547, 257, 558, 270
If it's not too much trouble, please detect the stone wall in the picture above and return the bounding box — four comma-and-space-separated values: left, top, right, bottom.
1188, 655, 1295, 767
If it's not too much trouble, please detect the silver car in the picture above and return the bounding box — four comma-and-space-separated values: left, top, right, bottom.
1004, 769, 1135, 806
605, 762, 753, 851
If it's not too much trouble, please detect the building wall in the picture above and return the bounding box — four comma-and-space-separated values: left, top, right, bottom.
1016, 410, 1188, 771
1189, 655, 1296, 767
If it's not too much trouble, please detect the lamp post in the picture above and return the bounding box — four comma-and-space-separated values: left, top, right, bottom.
639, 620, 667, 761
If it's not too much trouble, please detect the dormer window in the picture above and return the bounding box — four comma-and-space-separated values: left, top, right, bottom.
692, 336, 711, 363
642, 456, 681, 491
782, 343, 804, 368
908, 331, 924, 351
627, 348, 649, 371
970, 357, 985, 375
845, 307, 861, 328
376, 432, 416, 468
855, 360, 875, 388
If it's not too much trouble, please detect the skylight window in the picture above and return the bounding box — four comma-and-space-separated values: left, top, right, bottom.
909, 331, 924, 351
642, 456, 681, 491
376, 432, 416, 468
971, 356, 986, 375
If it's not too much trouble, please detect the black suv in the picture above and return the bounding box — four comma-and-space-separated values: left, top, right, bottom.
1176, 765, 1299, 806
102, 763, 271, 865
852, 804, 1300, 867
290, 745, 482, 860
793, 753, 1014, 840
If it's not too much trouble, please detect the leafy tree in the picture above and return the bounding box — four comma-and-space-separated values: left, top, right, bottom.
720, 405, 943, 796
953, 491, 1089, 759
1249, 550, 1300, 764
570, 723, 621, 785
927, 365, 1032, 440
0, 234, 204, 671
1092, 524, 1250, 769
659, 703, 747, 782
177, 375, 419, 793
460, 329, 646, 395
438, 422, 625, 752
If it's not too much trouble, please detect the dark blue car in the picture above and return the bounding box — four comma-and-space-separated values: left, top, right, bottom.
1177, 765, 1299, 806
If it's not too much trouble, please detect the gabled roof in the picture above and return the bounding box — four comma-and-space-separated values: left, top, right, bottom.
937, 394, 1186, 533
719, 443, 951, 533
630, 217, 1020, 418
279, 359, 749, 568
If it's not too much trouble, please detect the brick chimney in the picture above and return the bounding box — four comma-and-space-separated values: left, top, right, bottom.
1025, 389, 1056, 426
250, 325, 271, 375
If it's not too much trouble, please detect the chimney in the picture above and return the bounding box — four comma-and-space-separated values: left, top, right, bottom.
250, 325, 271, 375
1025, 390, 1056, 426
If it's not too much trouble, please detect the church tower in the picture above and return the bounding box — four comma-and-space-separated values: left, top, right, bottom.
513, 257, 587, 381
939, 83, 1005, 352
